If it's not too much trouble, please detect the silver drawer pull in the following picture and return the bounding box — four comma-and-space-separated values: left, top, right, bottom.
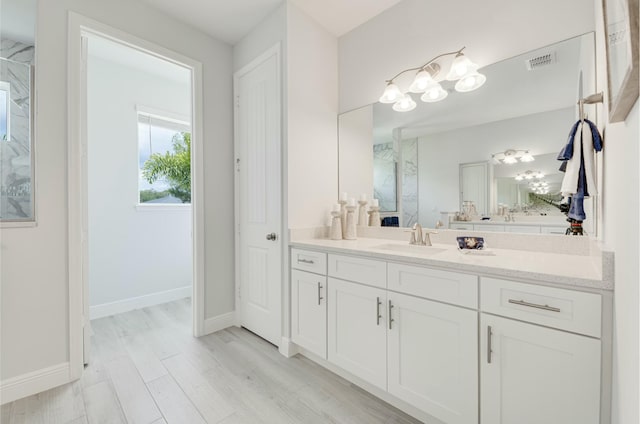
298, 258, 315, 264
376, 297, 382, 326
388, 300, 394, 330
317, 282, 324, 305
508, 299, 561, 313
487, 326, 493, 364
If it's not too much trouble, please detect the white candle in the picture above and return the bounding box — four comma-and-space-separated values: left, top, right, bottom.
359, 193, 367, 201
332, 203, 341, 212
348, 198, 356, 207
340, 192, 348, 201
372, 199, 379, 207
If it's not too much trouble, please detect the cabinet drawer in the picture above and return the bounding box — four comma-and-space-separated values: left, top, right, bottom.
388, 263, 478, 308
450, 223, 474, 231
474, 224, 505, 232
328, 254, 386, 288
541, 226, 567, 235
291, 248, 327, 275
481, 277, 601, 337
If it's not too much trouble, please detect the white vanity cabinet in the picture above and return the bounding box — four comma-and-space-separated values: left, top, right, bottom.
327, 277, 388, 390
387, 291, 478, 424
480, 277, 602, 424
290, 249, 328, 358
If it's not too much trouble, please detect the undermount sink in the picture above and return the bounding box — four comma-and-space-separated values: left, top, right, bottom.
372, 243, 447, 256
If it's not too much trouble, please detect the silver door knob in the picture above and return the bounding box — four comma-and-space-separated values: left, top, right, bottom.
266, 232, 277, 241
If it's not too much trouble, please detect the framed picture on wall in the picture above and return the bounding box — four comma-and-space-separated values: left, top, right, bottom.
602, 0, 639, 123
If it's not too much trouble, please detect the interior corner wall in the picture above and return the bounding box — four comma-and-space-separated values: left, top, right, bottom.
0, 0, 233, 384
232, 4, 287, 72
594, 1, 640, 423
338, 0, 595, 113
86, 56, 192, 316
286, 3, 339, 229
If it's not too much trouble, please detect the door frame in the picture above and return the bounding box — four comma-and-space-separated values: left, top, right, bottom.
67, 12, 206, 380
232, 43, 284, 345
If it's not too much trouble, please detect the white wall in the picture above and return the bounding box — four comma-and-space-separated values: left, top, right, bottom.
338, 0, 595, 113
87, 55, 192, 317
233, 5, 286, 72
1, 0, 233, 384
594, 1, 640, 423
416, 108, 574, 226
286, 3, 339, 228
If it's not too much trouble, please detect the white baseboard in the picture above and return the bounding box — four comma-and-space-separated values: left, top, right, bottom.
0, 362, 70, 405
203, 312, 235, 335
278, 337, 299, 358
90, 286, 192, 320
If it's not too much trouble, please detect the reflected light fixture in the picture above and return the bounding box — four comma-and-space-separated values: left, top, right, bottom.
515, 171, 546, 182
379, 47, 485, 112
492, 149, 536, 164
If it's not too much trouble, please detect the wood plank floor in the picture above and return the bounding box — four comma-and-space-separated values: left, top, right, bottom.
1, 299, 422, 424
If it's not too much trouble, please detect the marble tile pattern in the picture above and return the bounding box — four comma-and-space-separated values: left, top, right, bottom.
402, 139, 418, 227
1, 39, 34, 220
373, 142, 397, 213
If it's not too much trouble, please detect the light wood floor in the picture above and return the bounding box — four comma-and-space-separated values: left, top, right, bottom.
1, 298, 422, 424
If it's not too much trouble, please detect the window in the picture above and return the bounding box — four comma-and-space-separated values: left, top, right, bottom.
137, 112, 191, 205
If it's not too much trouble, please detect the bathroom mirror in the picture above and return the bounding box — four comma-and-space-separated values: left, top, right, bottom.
0, 0, 37, 223
338, 33, 598, 235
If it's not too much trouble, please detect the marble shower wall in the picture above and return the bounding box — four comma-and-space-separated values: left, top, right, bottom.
373, 142, 397, 212
1, 39, 35, 220
402, 139, 418, 227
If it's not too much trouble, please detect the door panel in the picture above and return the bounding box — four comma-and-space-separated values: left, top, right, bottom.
388, 292, 478, 424
236, 47, 281, 346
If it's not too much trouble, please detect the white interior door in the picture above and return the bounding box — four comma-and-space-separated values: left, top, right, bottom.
235, 47, 282, 346
460, 161, 488, 215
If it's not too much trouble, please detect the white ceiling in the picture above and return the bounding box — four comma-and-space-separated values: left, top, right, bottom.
139, 0, 404, 44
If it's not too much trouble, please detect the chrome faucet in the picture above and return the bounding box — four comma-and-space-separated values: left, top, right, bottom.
410, 223, 436, 246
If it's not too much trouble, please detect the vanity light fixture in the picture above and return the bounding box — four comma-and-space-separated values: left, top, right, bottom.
379, 47, 486, 112
515, 170, 545, 181
492, 149, 536, 165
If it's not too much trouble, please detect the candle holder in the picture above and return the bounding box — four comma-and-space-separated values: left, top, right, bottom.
338, 199, 348, 238
330, 210, 343, 240
357, 200, 368, 226
344, 205, 357, 240
368, 206, 381, 227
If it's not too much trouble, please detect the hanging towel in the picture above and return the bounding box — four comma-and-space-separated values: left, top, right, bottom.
557, 119, 603, 221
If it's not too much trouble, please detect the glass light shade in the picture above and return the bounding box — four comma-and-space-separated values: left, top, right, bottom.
503, 155, 518, 165
379, 82, 402, 103
455, 69, 487, 92
536, 172, 545, 178
520, 151, 535, 162
409, 70, 434, 93
420, 82, 448, 102
515, 174, 524, 181
525, 172, 534, 179
392, 93, 417, 112
446, 54, 473, 80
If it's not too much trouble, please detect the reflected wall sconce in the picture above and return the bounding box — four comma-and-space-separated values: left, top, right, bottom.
492, 149, 535, 165
379, 47, 486, 112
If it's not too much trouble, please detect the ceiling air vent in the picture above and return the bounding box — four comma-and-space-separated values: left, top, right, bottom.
525, 52, 557, 70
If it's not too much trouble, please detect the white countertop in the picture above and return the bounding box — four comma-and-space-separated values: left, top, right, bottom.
453, 220, 566, 227
290, 237, 613, 291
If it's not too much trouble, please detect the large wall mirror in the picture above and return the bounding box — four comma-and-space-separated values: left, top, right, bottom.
339, 33, 599, 236
0, 0, 36, 223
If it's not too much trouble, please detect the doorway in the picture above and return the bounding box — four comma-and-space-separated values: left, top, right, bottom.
68, 14, 206, 377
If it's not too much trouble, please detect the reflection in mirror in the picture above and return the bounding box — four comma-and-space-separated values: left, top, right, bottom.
0, 0, 36, 222
338, 33, 597, 235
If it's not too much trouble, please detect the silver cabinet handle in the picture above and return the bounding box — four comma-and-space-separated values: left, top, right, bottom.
298, 258, 314, 264
508, 299, 561, 313
317, 282, 323, 305
266, 232, 277, 241
487, 326, 493, 364
376, 297, 382, 326
388, 300, 395, 330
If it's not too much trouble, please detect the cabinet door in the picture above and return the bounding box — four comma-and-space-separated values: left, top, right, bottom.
328, 278, 387, 390
291, 269, 327, 358
481, 314, 601, 424
388, 292, 478, 424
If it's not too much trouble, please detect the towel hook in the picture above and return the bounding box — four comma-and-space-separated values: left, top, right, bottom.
577, 92, 604, 121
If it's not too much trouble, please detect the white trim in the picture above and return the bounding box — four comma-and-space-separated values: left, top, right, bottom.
136, 104, 191, 126
90, 286, 192, 320
67, 12, 207, 385
278, 337, 299, 358
0, 363, 70, 405
233, 42, 283, 342
0, 221, 38, 229
203, 312, 236, 335
134, 203, 192, 212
